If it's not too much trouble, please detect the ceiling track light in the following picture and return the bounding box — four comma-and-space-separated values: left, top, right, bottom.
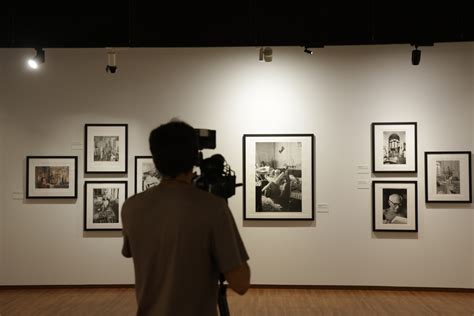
303, 46, 313, 55
259, 47, 264, 61
411, 45, 421, 66
27, 48, 45, 69
106, 50, 117, 73
258, 47, 273, 62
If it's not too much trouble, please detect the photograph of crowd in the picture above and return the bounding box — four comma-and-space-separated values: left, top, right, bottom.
35, 166, 70, 189
436, 160, 460, 194
27, 156, 77, 199
255, 142, 302, 212
94, 136, 119, 162
93, 188, 120, 223
383, 131, 406, 165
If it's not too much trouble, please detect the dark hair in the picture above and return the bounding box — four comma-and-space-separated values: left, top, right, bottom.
149, 120, 198, 178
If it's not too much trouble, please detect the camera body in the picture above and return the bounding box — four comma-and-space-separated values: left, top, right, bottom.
194, 129, 237, 199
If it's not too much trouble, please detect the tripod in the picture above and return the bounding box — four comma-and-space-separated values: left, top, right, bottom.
218, 273, 230, 316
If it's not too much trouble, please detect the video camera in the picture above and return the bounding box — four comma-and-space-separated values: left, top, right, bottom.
194, 129, 239, 316
193, 129, 239, 200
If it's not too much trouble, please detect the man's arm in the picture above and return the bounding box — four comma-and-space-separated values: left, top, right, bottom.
225, 262, 251, 295
211, 200, 251, 295
122, 233, 132, 258
121, 200, 132, 258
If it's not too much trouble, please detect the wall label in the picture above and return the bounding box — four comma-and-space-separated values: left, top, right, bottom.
71, 142, 84, 150
12, 192, 24, 200
357, 180, 370, 189
356, 164, 370, 174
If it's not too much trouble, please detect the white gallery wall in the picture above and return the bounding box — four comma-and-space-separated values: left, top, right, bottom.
472, 51, 474, 288
0, 43, 473, 288
0, 67, 5, 284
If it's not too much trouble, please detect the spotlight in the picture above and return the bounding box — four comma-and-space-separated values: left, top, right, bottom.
304, 46, 313, 55
259, 47, 272, 62
27, 48, 45, 69
106, 51, 117, 73
412, 45, 421, 66
259, 47, 264, 61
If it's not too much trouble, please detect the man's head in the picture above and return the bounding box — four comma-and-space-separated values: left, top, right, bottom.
388, 194, 403, 210
149, 120, 198, 178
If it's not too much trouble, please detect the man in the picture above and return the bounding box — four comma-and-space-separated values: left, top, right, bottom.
261, 168, 291, 210
121, 120, 250, 316
383, 193, 407, 224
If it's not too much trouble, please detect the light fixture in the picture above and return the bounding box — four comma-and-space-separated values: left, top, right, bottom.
411, 45, 421, 66
259, 47, 272, 62
27, 48, 45, 69
106, 51, 117, 73
303, 46, 313, 55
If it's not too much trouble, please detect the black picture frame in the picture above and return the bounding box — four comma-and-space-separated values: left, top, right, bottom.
84, 181, 128, 231
134, 156, 162, 194
84, 124, 128, 174
26, 156, 78, 199
243, 134, 315, 220
372, 180, 418, 232
371, 122, 417, 173
425, 151, 472, 203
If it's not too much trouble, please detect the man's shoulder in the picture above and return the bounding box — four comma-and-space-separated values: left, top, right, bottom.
122, 188, 155, 213
184, 185, 228, 209
125, 184, 225, 207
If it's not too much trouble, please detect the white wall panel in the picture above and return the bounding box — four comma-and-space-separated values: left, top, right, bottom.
471, 45, 474, 289
0, 44, 472, 287
0, 54, 6, 284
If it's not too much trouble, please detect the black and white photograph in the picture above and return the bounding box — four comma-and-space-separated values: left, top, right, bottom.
382, 188, 408, 224
93, 188, 120, 223
372, 181, 418, 232
255, 142, 302, 212
383, 131, 406, 165
35, 166, 70, 189
85, 124, 128, 173
372, 122, 417, 173
425, 151, 472, 203
243, 134, 314, 220
84, 181, 127, 230
135, 156, 162, 194
437, 161, 460, 194
94, 136, 119, 162
26, 156, 78, 198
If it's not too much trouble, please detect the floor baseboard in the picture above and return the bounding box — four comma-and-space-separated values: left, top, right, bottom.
0, 284, 472, 292
250, 284, 474, 292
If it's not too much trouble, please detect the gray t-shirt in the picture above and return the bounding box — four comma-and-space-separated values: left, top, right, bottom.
121, 181, 249, 316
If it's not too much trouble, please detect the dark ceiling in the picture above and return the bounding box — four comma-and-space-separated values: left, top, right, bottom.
1, 1, 472, 48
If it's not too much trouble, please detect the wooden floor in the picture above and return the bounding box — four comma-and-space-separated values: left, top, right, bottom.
0, 287, 473, 315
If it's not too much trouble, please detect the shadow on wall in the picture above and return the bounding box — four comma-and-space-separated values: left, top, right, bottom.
243, 221, 316, 228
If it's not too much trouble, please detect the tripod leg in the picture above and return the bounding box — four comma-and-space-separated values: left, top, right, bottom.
218, 274, 230, 316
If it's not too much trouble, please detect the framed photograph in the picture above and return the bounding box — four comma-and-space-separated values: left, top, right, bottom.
84, 181, 128, 231
135, 156, 162, 194
372, 122, 417, 173
26, 156, 78, 199
85, 124, 128, 173
372, 181, 418, 232
425, 151, 472, 203
243, 134, 314, 220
